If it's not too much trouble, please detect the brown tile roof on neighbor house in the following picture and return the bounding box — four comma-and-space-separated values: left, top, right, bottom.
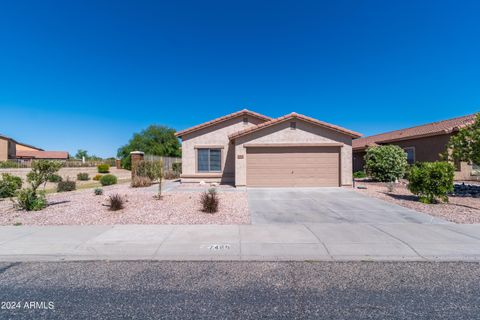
16, 150, 69, 159
353, 113, 477, 150
228, 112, 362, 140
175, 109, 272, 137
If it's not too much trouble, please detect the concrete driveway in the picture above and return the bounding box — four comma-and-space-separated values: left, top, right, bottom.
248, 188, 448, 224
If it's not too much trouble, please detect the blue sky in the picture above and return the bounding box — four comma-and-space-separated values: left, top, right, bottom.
1, 0, 479, 158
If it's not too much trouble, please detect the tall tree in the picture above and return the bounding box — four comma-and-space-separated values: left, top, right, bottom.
117, 125, 181, 169
447, 113, 480, 165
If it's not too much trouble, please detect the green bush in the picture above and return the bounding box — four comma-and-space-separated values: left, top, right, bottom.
97, 164, 110, 173
407, 162, 454, 204
47, 174, 63, 183
94, 188, 103, 195
77, 172, 90, 181
172, 162, 182, 173
100, 174, 117, 186
92, 174, 102, 181
364, 145, 408, 182
353, 171, 367, 179
13, 160, 62, 211
0, 174, 22, 198
57, 179, 76, 192
0, 161, 21, 168
14, 189, 47, 211
135, 160, 163, 181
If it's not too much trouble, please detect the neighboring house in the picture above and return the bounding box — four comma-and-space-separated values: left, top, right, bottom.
175, 109, 361, 187
0, 134, 69, 161
352, 114, 479, 181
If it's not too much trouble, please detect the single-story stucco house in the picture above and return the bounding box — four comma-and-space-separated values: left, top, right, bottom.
175, 109, 361, 187
352, 113, 479, 181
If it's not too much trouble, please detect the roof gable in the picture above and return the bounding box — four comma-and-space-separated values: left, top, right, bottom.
175, 109, 272, 138
353, 113, 477, 150
229, 112, 362, 140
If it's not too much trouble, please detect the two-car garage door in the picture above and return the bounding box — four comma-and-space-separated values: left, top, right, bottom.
246, 146, 340, 187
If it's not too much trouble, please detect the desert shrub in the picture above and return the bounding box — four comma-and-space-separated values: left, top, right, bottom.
27, 160, 63, 191
163, 170, 180, 180
57, 179, 76, 192
131, 176, 152, 188
14, 189, 47, 211
172, 162, 182, 173
100, 174, 117, 186
47, 174, 63, 183
353, 171, 367, 179
94, 188, 104, 195
12, 160, 62, 211
135, 160, 162, 181
77, 172, 89, 181
407, 162, 454, 204
92, 174, 102, 181
0, 174, 22, 198
364, 145, 408, 182
97, 164, 110, 173
200, 188, 219, 213
0, 161, 21, 168
108, 194, 124, 211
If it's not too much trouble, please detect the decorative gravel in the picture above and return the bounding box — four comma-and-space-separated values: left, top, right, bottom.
353, 180, 480, 224
0, 184, 250, 226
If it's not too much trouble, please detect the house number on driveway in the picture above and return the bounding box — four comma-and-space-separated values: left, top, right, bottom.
207, 244, 231, 251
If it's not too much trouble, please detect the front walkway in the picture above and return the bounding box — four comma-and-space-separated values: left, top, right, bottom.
1, 223, 480, 262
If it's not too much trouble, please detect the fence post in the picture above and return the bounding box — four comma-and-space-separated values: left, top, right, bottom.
130, 151, 144, 180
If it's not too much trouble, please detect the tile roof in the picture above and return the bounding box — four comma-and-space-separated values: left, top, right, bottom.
353, 113, 477, 150
228, 112, 362, 140
16, 150, 69, 159
175, 109, 272, 137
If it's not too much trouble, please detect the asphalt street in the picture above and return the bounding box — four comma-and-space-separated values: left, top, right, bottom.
0, 261, 479, 319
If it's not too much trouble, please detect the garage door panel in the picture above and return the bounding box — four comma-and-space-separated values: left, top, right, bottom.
246, 146, 340, 187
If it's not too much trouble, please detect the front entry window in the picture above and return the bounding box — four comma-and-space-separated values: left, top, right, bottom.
198, 148, 221, 172
404, 147, 415, 165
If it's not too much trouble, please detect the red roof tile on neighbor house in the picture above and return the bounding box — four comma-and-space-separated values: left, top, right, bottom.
229, 112, 362, 139
175, 109, 272, 137
353, 113, 477, 150
16, 150, 69, 159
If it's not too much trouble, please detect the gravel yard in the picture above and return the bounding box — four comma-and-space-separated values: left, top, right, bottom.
353, 180, 480, 224
0, 183, 249, 226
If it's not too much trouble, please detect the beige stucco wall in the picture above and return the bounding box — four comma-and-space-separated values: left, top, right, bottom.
0, 138, 8, 161
0, 138, 16, 161
16, 143, 41, 152
234, 120, 354, 186
180, 115, 266, 183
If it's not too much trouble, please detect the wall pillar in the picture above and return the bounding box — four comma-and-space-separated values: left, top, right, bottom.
130, 151, 144, 179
